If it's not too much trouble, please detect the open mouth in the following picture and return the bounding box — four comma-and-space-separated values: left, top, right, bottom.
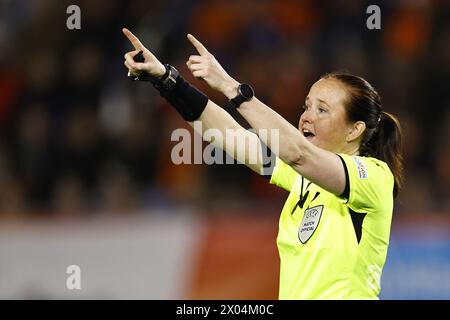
302, 129, 315, 139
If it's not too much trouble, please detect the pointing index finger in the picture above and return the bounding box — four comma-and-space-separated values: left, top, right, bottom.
122, 28, 144, 50
187, 34, 209, 56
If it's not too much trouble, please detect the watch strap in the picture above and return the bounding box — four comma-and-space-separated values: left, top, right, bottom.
153, 64, 179, 92
229, 95, 247, 109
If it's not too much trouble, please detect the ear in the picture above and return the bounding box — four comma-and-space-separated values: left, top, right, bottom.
346, 121, 366, 143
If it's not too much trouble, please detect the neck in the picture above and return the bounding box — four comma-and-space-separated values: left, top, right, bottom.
341, 143, 360, 156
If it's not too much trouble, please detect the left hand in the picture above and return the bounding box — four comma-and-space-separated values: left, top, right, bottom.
186, 34, 239, 99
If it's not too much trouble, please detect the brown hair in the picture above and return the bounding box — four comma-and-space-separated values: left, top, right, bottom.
322, 72, 404, 198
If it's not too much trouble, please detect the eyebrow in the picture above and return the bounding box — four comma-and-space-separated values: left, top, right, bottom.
318, 99, 330, 107
305, 97, 331, 108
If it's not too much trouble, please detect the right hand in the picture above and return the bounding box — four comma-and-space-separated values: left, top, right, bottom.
122, 28, 166, 78
186, 34, 239, 99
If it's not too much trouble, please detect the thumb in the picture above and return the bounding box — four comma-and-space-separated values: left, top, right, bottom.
187, 34, 209, 56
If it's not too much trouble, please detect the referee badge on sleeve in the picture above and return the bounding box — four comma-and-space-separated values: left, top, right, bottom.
298, 205, 323, 244
352, 156, 368, 179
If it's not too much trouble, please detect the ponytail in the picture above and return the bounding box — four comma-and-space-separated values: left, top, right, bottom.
366, 111, 404, 198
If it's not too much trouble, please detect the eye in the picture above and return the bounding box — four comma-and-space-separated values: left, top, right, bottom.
318, 107, 327, 113
302, 105, 310, 111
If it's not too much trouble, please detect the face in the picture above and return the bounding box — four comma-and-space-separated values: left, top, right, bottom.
299, 78, 352, 153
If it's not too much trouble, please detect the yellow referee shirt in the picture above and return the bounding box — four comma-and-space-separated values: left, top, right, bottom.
270, 154, 394, 299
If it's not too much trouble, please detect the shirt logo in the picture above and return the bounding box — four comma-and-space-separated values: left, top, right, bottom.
352, 156, 368, 179
298, 205, 323, 244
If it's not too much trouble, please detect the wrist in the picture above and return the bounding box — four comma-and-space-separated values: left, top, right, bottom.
223, 78, 240, 99
152, 64, 179, 92
228, 83, 255, 109
154, 63, 167, 78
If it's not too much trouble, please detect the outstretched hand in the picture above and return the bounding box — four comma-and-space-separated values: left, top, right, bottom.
186, 34, 239, 99
122, 28, 166, 78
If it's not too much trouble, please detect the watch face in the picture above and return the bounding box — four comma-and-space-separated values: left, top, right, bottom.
239, 84, 254, 100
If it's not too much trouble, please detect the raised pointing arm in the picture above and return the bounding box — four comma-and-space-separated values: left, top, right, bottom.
122, 28, 267, 175
185, 34, 346, 195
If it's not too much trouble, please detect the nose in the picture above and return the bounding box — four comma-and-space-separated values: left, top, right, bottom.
300, 107, 314, 125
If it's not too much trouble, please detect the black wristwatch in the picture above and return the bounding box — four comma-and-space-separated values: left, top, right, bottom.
129, 64, 179, 92
153, 64, 179, 92
229, 83, 254, 108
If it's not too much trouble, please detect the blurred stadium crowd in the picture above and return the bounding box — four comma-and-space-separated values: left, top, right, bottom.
0, 0, 449, 220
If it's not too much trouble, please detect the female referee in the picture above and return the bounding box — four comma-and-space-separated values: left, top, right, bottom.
122, 28, 403, 300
